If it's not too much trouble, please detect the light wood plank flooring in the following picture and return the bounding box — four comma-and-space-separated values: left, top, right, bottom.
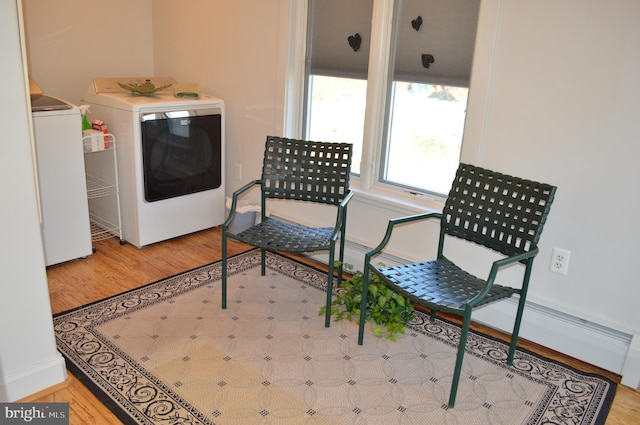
23, 227, 639, 424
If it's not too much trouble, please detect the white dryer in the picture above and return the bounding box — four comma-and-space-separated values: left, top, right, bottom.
82, 77, 225, 248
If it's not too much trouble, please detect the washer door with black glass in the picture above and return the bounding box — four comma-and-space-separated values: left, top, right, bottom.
141, 109, 222, 202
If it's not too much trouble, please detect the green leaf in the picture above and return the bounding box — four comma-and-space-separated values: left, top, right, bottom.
377, 296, 387, 308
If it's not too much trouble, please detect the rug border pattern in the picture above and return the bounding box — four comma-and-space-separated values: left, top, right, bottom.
53, 250, 617, 425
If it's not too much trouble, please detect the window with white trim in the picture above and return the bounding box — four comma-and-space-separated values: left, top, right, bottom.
303, 0, 480, 197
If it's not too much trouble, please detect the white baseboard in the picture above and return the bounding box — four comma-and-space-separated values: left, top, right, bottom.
472, 298, 630, 375
309, 239, 634, 380
0, 354, 67, 402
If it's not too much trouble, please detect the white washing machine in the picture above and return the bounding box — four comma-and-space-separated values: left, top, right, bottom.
82, 77, 225, 248
31, 94, 92, 265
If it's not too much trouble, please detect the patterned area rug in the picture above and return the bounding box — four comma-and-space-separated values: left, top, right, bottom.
54, 250, 616, 424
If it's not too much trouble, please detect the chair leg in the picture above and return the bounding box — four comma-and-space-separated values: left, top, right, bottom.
357, 264, 371, 345
509, 260, 533, 364
325, 246, 335, 328
448, 307, 472, 408
508, 291, 528, 364
221, 231, 228, 309
337, 217, 347, 280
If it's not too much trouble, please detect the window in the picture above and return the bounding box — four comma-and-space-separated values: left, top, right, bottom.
307, 76, 367, 175
303, 0, 480, 197
305, 0, 373, 175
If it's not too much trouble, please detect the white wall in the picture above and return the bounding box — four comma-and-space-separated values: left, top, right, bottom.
0, 0, 67, 401
23, 0, 154, 105
18, 0, 640, 379
477, 0, 640, 330
151, 0, 289, 193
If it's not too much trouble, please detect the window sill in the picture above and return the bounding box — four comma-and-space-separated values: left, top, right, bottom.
348, 178, 446, 216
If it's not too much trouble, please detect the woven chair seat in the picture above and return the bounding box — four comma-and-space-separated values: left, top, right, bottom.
235, 217, 333, 253
378, 258, 515, 311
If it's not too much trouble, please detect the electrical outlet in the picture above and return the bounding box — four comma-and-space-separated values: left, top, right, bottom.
234, 163, 242, 180
550, 247, 571, 275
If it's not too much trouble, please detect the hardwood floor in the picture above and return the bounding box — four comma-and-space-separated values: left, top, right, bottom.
25, 227, 639, 424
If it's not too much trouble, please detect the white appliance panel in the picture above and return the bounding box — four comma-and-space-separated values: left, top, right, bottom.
82, 80, 225, 248
33, 106, 92, 265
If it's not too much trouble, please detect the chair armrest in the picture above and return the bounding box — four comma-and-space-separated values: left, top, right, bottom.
339, 190, 354, 209
328, 190, 355, 242
366, 212, 442, 260
467, 246, 540, 306
223, 180, 261, 228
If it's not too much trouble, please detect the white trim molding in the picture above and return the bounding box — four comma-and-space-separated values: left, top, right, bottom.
0, 354, 67, 402
621, 331, 640, 389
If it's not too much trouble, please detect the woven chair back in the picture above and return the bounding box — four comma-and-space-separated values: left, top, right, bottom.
261, 136, 352, 205
443, 163, 557, 257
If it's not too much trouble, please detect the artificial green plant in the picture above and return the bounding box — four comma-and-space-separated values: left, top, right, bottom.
320, 263, 415, 341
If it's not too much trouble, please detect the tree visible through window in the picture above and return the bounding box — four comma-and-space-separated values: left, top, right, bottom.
383, 82, 469, 194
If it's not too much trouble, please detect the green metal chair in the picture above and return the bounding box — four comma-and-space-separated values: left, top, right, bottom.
222, 136, 353, 327
357, 163, 556, 408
